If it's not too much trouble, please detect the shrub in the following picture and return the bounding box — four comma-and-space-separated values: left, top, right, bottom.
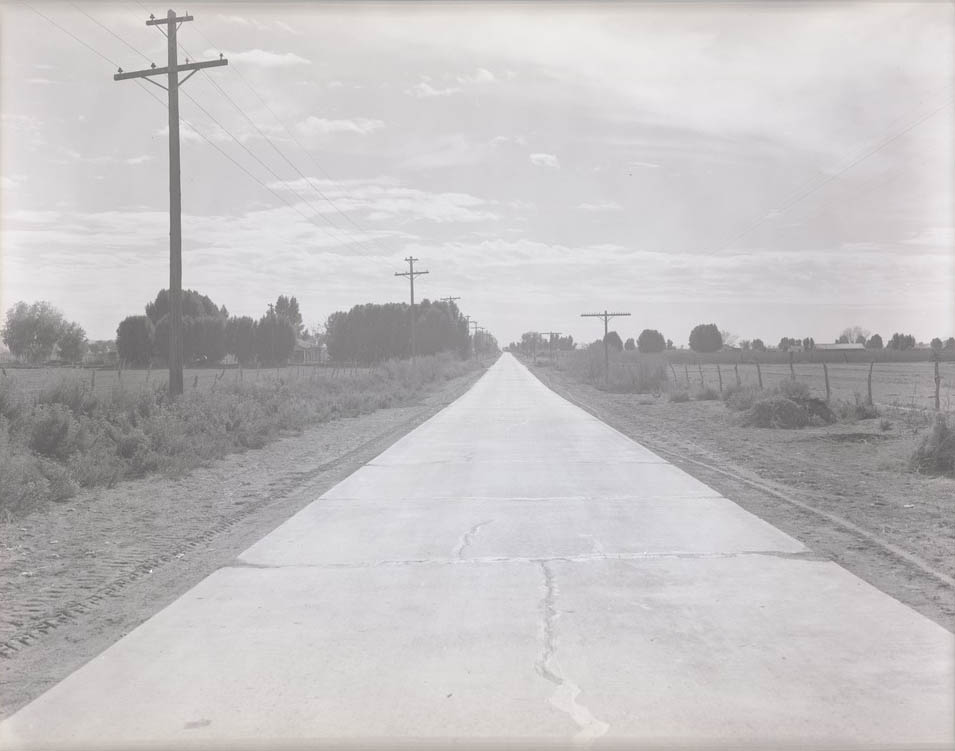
668, 390, 690, 403
910, 416, 954, 477
833, 394, 879, 422
28, 403, 84, 461
725, 385, 762, 412
0, 423, 50, 517
740, 396, 809, 429
777, 380, 811, 402
0, 376, 22, 421
694, 386, 720, 401
880, 418, 893, 432
38, 377, 100, 417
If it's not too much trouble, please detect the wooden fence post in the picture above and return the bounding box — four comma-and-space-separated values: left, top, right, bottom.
789, 350, 795, 380
823, 362, 830, 403
91, 369, 96, 390
934, 354, 941, 411
756, 359, 763, 390
668, 362, 678, 385
734, 361, 741, 387
867, 360, 874, 406
684, 363, 690, 387
698, 361, 704, 387
716, 364, 723, 393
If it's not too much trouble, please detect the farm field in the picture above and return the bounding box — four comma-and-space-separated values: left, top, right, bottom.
593, 357, 955, 412
0, 364, 365, 400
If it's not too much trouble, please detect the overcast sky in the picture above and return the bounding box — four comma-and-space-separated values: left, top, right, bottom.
2, 1, 953, 346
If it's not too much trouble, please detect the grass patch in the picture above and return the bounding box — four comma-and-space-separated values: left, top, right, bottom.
694, 386, 720, 401
668, 390, 690, 403
0, 353, 485, 519
910, 415, 955, 477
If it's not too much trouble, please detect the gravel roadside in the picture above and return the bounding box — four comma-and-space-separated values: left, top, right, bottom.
0, 364, 489, 718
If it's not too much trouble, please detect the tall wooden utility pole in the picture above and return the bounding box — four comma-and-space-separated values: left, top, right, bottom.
114, 10, 227, 396
394, 257, 429, 362
581, 310, 631, 386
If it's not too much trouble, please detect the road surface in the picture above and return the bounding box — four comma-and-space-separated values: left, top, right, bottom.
2, 353, 952, 748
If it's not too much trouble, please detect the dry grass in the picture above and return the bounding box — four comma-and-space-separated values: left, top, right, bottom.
0, 353, 485, 519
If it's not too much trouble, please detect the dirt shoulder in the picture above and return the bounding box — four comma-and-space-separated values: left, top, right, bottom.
527, 360, 954, 633
0, 365, 487, 718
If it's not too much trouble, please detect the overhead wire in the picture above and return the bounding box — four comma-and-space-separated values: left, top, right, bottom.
702, 91, 954, 258
23, 2, 348, 233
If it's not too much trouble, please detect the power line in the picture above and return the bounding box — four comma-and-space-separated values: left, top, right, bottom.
26, 3, 350, 243
70, 3, 154, 66
167, 26, 390, 256
182, 25, 394, 254
703, 93, 954, 258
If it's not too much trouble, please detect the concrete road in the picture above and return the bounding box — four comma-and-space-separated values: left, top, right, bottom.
2, 353, 952, 748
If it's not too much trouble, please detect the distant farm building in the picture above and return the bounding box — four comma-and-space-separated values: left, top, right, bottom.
815, 343, 866, 352
293, 339, 326, 364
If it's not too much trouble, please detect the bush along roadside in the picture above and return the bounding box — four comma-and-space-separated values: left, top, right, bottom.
0, 353, 487, 519
910, 415, 955, 477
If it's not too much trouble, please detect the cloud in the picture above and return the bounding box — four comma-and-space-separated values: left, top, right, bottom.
529, 153, 560, 168
577, 201, 622, 212
456, 68, 496, 84
296, 117, 385, 137
408, 81, 462, 98
203, 48, 311, 67
630, 160, 661, 169
1, 177, 19, 190
266, 176, 499, 224
124, 155, 153, 165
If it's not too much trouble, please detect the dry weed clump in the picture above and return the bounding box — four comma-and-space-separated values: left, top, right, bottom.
739, 396, 810, 429
694, 386, 720, 401
910, 415, 955, 477
668, 390, 690, 403
0, 352, 483, 519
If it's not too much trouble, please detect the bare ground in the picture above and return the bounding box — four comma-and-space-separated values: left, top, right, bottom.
528, 361, 955, 633
0, 366, 486, 718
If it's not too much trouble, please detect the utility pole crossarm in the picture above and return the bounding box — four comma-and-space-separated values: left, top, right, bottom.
114, 58, 228, 81
395, 257, 429, 362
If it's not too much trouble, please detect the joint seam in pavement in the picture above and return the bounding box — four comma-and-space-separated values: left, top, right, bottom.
228, 550, 830, 571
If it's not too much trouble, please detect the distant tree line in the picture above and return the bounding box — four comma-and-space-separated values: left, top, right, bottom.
116, 290, 303, 367
325, 299, 474, 364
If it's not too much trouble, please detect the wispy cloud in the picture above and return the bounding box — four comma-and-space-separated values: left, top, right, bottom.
408, 81, 462, 98
296, 117, 385, 137
577, 201, 622, 212
203, 48, 311, 67
124, 155, 153, 166
266, 177, 499, 225
529, 153, 560, 168
456, 68, 496, 84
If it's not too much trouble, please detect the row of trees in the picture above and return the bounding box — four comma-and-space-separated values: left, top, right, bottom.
116, 290, 302, 367
325, 299, 481, 364
1, 301, 89, 364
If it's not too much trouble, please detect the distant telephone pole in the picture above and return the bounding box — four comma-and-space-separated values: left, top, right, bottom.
440, 296, 461, 308
394, 257, 429, 362
114, 10, 227, 396
541, 331, 561, 362
581, 310, 631, 386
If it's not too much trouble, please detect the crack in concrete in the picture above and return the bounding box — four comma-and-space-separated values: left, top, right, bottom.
454, 520, 493, 559
534, 561, 610, 744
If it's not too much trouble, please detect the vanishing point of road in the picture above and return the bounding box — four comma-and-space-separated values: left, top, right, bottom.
2, 354, 952, 748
